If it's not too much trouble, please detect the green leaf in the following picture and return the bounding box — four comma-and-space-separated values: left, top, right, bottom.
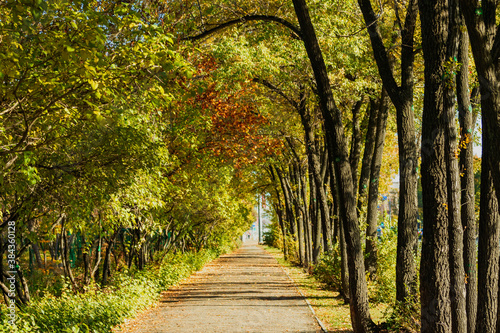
88, 79, 98, 90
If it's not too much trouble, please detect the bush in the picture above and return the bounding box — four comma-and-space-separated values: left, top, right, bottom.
263, 222, 282, 248
384, 294, 421, 332
368, 229, 398, 303
0, 248, 223, 333
313, 244, 342, 291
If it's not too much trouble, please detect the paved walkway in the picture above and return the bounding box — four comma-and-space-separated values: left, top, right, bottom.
123, 241, 322, 332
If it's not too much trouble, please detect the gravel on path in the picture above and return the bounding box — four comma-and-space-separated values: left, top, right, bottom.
119, 241, 322, 333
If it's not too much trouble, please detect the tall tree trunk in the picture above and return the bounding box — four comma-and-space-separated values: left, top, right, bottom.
291, 1, 374, 330
357, 98, 379, 216
457, 21, 477, 332
358, 0, 419, 304
292, 163, 306, 265
61, 224, 79, 292
365, 88, 389, 280
278, 206, 288, 260
309, 167, 322, 263
301, 170, 312, 267
31, 243, 43, 268
419, 1, 454, 331
331, 158, 350, 304
277, 167, 296, 251
460, 0, 500, 223
445, 3, 467, 331
476, 138, 500, 333
298, 99, 332, 253
102, 230, 119, 286
269, 166, 289, 260
349, 99, 364, 189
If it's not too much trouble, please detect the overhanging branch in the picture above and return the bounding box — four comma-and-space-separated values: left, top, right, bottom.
183, 15, 302, 41
252, 78, 298, 108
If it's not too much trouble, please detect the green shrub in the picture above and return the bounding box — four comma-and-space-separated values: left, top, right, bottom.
0, 248, 223, 333
313, 244, 342, 291
368, 230, 398, 303
263, 222, 282, 248
384, 294, 421, 332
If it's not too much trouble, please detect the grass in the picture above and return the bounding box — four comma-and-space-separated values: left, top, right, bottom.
264, 246, 387, 333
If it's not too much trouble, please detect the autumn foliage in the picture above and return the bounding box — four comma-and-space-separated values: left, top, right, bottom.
185, 56, 283, 168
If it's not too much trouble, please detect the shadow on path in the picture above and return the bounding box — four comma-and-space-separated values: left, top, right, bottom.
123, 241, 322, 333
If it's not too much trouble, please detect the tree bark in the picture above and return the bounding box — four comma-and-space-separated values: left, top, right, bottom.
291, 1, 375, 330
301, 169, 312, 266
101, 229, 119, 286
292, 163, 306, 265
476, 136, 500, 333
419, 0, 456, 331
357, 98, 379, 217
444, 2, 467, 331
460, 0, 500, 221
277, 166, 297, 252
331, 157, 350, 303
357, 0, 419, 304
349, 99, 364, 189
298, 101, 332, 253
365, 88, 389, 280
31, 243, 43, 268
61, 224, 79, 292
457, 21, 477, 332
269, 165, 289, 259
308, 162, 322, 263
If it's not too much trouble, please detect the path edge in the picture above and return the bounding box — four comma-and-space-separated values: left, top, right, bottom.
261, 246, 329, 333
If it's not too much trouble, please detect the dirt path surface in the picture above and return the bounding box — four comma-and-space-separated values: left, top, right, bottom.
122, 241, 322, 333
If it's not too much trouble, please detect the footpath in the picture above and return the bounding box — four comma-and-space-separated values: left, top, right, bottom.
119, 241, 322, 333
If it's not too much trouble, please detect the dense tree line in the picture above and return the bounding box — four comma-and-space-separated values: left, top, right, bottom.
178, 0, 500, 332
2, 0, 500, 332
0, 0, 277, 314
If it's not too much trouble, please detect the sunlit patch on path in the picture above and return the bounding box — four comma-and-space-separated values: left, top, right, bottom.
119, 241, 322, 333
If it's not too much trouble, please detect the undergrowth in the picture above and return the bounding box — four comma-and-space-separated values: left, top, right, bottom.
0, 247, 229, 333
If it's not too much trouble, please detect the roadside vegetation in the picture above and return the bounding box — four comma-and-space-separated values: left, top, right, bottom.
2, 0, 500, 332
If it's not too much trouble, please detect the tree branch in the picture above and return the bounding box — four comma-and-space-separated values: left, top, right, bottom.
358, 0, 401, 105
183, 15, 302, 41
252, 78, 298, 108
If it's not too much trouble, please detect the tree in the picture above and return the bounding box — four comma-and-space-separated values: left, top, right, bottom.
418, 0, 466, 331
357, 0, 420, 304
291, 0, 376, 331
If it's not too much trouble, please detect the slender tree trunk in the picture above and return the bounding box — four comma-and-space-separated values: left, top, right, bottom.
292, 1, 375, 330
339, 211, 350, 304
302, 171, 313, 266
476, 139, 500, 333
278, 207, 288, 260
444, 3, 467, 331
365, 88, 389, 280
349, 99, 364, 189
292, 163, 306, 265
298, 101, 332, 253
460, 0, 500, 223
102, 230, 119, 286
309, 167, 322, 263
358, 0, 419, 304
31, 243, 43, 268
269, 166, 289, 259
357, 98, 379, 216
278, 167, 297, 242
331, 158, 350, 304
61, 225, 79, 292
457, 22, 477, 332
